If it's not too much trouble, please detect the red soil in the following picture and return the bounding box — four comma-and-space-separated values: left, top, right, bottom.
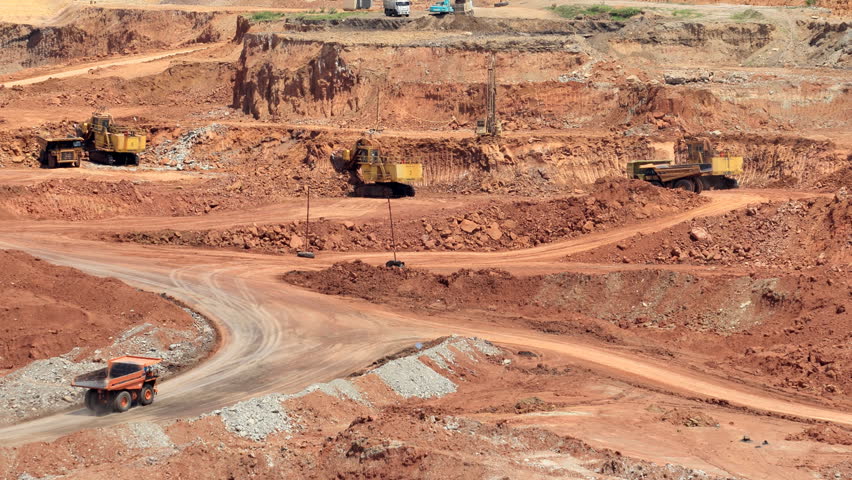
110, 178, 706, 253
569, 192, 851, 269
786, 424, 852, 445
283, 261, 851, 404
0, 250, 194, 371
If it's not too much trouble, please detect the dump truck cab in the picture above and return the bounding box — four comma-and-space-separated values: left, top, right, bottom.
37, 136, 84, 168
72, 355, 161, 414
384, 0, 410, 16
429, 0, 474, 15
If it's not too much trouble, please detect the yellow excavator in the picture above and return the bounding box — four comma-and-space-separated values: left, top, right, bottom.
78, 112, 146, 165
332, 138, 422, 197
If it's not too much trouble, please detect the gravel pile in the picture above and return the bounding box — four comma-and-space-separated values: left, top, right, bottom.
371, 337, 501, 399
468, 337, 502, 356
421, 341, 458, 371
150, 124, 227, 170
216, 394, 295, 441
0, 356, 100, 425
373, 355, 458, 399
296, 378, 367, 405
124, 422, 174, 449
210, 337, 503, 440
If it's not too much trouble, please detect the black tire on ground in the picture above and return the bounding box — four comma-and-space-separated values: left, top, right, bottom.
354, 183, 393, 198
48, 153, 57, 169
139, 384, 155, 406
85, 389, 97, 411
113, 391, 132, 413
673, 178, 696, 192
649, 180, 663, 188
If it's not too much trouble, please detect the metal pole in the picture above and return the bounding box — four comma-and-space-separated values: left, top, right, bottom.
304, 186, 311, 250
375, 88, 381, 131
387, 197, 397, 262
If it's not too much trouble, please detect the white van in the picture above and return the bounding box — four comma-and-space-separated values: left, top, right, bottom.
384, 0, 410, 16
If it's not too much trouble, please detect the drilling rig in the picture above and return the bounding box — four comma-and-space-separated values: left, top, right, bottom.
476, 52, 502, 137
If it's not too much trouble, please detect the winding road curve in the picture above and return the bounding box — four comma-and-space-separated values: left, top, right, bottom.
0, 187, 849, 446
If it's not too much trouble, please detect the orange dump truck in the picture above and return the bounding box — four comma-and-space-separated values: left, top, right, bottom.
72, 355, 162, 413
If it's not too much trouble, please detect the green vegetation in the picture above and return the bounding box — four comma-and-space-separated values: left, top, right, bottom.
247, 9, 364, 23
248, 11, 285, 22
731, 8, 764, 21
671, 8, 703, 19
805, 0, 816, 6
549, 4, 643, 21
289, 9, 365, 20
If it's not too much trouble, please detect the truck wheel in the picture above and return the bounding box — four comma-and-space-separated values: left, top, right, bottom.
139, 384, 155, 406
673, 178, 696, 192
85, 390, 97, 411
649, 181, 663, 188
113, 391, 132, 413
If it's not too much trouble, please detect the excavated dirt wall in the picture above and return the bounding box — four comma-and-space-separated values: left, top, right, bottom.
0, 7, 231, 76
232, 35, 590, 125
609, 18, 848, 68
232, 32, 851, 135
610, 21, 776, 65
629, 0, 851, 15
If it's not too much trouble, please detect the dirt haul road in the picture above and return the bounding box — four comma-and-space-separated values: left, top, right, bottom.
0, 189, 849, 446
0, 44, 220, 88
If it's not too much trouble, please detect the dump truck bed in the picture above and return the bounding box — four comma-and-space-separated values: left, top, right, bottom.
72, 367, 110, 389
109, 355, 161, 367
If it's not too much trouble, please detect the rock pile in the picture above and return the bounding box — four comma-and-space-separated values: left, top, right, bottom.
111, 178, 706, 254
573, 193, 851, 269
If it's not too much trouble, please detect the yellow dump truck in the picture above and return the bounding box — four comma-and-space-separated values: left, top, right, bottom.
38, 136, 84, 168
79, 113, 146, 165
333, 139, 423, 197
627, 139, 743, 193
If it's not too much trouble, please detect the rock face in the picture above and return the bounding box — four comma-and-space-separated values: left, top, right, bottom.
0, 8, 225, 76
